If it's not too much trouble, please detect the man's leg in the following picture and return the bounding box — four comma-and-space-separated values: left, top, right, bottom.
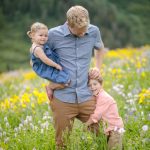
77, 97, 99, 135
50, 98, 78, 148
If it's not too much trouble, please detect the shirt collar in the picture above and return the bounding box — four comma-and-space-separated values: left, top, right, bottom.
63, 22, 71, 36
63, 22, 89, 37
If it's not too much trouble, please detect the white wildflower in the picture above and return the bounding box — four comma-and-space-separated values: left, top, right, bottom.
141, 111, 144, 116
41, 129, 44, 134
42, 116, 48, 120
14, 133, 17, 137
30, 123, 34, 130
23, 119, 28, 125
38, 121, 41, 124
4, 137, 9, 143
41, 121, 49, 130
81, 135, 86, 140
3, 132, 6, 136
26, 116, 32, 122
19, 123, 23, 130
6, 122, 10, 128
43, 111, 49, 116
14, 127, 19, 132
127, 93, 132, 98
142, 125, 148, 131
4, 117, 8, 122
34, 126, 38, 131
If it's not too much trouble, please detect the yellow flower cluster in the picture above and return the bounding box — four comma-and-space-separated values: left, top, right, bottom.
33, 89, 47, 104
106, 48, 140, 59
138, 89, 150, 104
23, 71, 37, 80
0, 89, 48, 111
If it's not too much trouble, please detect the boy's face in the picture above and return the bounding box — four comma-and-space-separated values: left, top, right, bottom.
88, 79, 102, 96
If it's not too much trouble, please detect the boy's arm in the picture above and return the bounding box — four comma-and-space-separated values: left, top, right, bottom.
34, 47, 62, 70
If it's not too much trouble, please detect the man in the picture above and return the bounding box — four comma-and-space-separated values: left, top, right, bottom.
47, 5, 104, 148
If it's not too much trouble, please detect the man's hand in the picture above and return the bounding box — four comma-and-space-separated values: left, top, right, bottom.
88, 67, 100, 79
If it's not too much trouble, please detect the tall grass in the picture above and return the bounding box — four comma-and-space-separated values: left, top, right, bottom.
0, 46, 150, 149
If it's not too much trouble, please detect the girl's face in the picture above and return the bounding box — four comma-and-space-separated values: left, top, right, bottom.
88, 79, 102, 96
32, 28, 48, 45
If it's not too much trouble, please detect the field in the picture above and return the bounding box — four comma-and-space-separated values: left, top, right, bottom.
0, 46, 150, 150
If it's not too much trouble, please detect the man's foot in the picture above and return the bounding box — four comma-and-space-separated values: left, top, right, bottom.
45, 85, 53, 101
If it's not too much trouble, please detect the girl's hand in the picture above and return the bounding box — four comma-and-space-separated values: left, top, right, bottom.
55, 64, 62, 70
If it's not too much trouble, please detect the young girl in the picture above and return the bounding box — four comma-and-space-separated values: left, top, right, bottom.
27, 22, 70, 100
86, 76, 124, 150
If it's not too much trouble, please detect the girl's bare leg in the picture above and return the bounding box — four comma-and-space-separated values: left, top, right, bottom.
45, 82, 66, 101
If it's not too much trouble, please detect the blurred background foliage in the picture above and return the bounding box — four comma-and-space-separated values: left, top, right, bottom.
0, 0, 150, 72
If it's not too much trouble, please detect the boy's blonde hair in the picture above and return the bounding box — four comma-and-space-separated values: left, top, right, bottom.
90, 75, 103, 85
66, 5, 90, 28
27, 22, 48, 39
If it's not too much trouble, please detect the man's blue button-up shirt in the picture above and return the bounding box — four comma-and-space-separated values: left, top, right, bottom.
48, 23, 103, 103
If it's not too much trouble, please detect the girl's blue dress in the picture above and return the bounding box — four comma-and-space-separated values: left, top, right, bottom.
31, 44, 70, 84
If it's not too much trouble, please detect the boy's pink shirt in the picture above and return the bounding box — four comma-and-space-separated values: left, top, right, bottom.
90, 89, 124, 135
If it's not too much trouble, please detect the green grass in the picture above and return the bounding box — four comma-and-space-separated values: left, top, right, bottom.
0, 47, 150, 149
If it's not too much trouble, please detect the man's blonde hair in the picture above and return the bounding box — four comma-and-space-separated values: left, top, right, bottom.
66, 5, 90, 28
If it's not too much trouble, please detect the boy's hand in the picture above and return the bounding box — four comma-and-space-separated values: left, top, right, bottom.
85, 118, 94, 126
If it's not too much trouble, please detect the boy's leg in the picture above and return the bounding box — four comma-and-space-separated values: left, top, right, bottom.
50, 98, 78, 148
107, 131, 123, 150
77, 97, 100, 135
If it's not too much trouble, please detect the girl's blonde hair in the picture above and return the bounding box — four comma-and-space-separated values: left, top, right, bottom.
66, 5, 90, 28
27, 22, 48, 39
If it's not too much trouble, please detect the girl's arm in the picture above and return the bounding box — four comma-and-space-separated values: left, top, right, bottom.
34, 47, 62, 70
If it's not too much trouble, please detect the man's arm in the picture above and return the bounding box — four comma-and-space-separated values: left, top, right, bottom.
89, 47, 105, 78
94, 47, 104, 69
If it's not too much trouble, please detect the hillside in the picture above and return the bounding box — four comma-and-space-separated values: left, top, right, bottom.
0, 0, 150, 72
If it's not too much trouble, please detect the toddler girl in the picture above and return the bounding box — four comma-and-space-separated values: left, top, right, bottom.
86, 76, 124, 150
27, 22, 70, 100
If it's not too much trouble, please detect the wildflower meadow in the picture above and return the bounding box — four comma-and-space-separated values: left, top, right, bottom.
0, 46, 150, 150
